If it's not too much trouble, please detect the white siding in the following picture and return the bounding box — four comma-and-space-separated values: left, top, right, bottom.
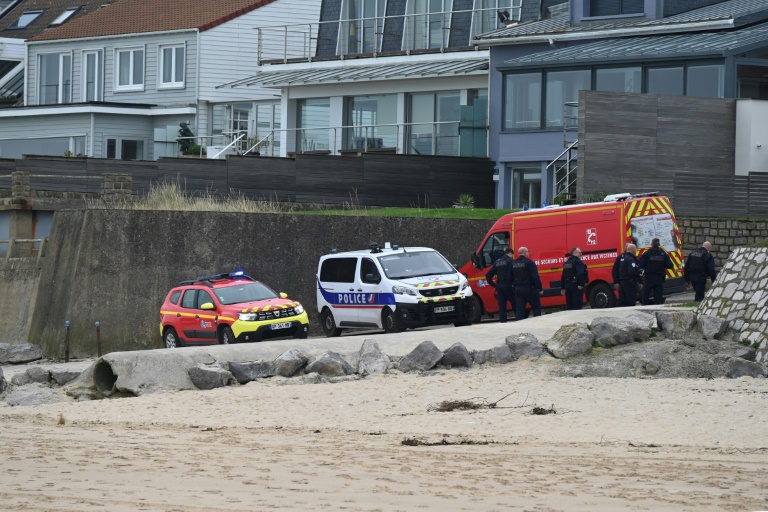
27, 32, 198, 107
198, 0, 322, 102
0, 113, 91, 158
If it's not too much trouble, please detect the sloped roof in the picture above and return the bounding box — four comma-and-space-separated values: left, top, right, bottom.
0, 0, 113, 40
477, 0, 768, 42
224, 58, 490, 88
31, 0, 275, 41
501, 19, 768, 66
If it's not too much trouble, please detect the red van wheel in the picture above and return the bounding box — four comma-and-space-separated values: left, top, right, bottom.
589, 283, 615, 309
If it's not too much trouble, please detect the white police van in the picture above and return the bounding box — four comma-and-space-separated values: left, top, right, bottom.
316, 243, 474, 336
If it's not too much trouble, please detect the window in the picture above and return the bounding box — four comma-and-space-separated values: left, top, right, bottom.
341, 0, 386, 54
82, 50, 103, 101
115, 47, 144, 91
589, 0, 643, 17
196, 290, 214, 309
105, 138, 145, 160
170, 291, 182, 305
480, 232, 510, 268
344, 95, 397, 150
545, 70, 591, 128
409, 0, 453, 50
38, 53, 72, 104
512, 167, 542, 209
737, 64, 768, 100
50, 7, 79, 26
647, 66, 683, 96
595, 67, 641, 93
255, 102, 281, 155
686, 65, 724, 98
8, 10, 43, 29
504, 72, 541, 130
181, 290, 197, 309
319, 258, 358, 283
297, 98, 331, 152
473, 0, 521, 35
407, 91, 460, 155
360, 258, 381, 283
159, 45, 185, 88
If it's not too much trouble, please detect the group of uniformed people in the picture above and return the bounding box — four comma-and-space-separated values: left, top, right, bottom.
485, 238, 718, 321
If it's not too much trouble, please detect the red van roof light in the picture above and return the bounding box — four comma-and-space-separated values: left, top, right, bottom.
603, 191, 659, 202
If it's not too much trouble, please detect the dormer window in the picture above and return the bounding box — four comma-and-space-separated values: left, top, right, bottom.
590, 0, 643, 17
8, 10, 44, 29
50, 7, 80, 26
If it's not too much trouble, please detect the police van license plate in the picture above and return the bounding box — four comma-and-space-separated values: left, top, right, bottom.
434, 305, 455, 314
270, 322, 292, 330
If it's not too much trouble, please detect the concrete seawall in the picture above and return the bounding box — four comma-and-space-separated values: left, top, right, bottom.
0, 258, 42, 345
26, 210, 491, 359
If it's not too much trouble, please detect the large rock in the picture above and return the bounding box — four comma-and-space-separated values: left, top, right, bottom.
591, 313, 655, 348
698, 315, 729, 340
726, 359, 767, 379
229, 361, 275, 384
440, 343, 473, 368
398, 341, 443, 372
546, 323, 594, 359
10, 372, 32, 386
0, 343, 43, 364
505, 333, 543, 359
720, 346, 757, 362
655, 311, 697, 337
0, 368, 6, 394
50, 367, 81, 386
358, 339, 389, 376
188, 363, 235, 390
26, 366, 52, 384
473, 344, 513, 365
274, 348, 310, 377
5, 383, 68, 406
305, 351, 355, 376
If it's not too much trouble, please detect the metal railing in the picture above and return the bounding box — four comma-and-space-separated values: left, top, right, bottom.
548, 139, 578, 204
0, 237, 48, 261
175, 135, 228, 158
563, 101, 578, 146
256, 6, 521, 64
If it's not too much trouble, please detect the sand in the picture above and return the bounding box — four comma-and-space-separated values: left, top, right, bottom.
1, 358, 767, 511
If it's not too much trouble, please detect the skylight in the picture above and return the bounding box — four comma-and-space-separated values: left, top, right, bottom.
8, 10, 44, 29
50, 7, 80, 26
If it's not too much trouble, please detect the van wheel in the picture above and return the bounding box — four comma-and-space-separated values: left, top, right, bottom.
382, 308, 404, 333
589, 283, 615, 309
220, 326, 235, 344
320, 309, 342, 337
164, 327, 182, 348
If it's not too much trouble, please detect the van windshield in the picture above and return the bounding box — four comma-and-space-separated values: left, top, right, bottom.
379, 251, 455, 279
216, 282, 278, 305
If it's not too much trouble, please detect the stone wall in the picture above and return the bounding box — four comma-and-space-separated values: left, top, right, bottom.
678, 217, 768, 268
697, 248, 768, 363
0, 259, 42, 345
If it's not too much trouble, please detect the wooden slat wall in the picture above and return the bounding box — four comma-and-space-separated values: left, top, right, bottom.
749, 174, 768, 216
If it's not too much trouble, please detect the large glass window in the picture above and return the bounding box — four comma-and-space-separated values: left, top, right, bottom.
38, 53, 71, 104
159, 45, 185, 88
589, 0, 643, 16
105, 137, 145, 160
504, 72, 541, 130
737, 64, 768, 100
545, 69, 590, 128
647, 67, 683, 96
344, 95, 397, 151
409, 0, 453, 50
686, 65, 724, 98
342, 0, 386, 54
408, 91, 460, 155
473, 0, 521, 34
595, 67, 641, 93
512, 167, 541, 209
297, 98, 331, 152
82, 50, 103, 101
254, 102, 281, 155
115, 47, 144, 91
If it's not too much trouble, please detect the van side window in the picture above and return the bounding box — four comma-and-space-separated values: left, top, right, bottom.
170, 290, 181, 305
360, 258, 380, 283
481, 232, 510, 267
196, 290, 214, 309
181, 290, 197, 309
320, 257, 358, 283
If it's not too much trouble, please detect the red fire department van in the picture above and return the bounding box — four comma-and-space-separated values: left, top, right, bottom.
460, 192, 686, 319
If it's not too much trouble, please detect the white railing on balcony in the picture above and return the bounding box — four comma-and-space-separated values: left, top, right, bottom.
256, 6, 521, 64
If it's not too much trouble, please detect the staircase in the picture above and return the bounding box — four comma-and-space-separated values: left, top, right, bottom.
548, 101, 578, 205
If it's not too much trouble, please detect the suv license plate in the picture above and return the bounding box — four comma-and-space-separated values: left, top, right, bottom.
434, 305, 455, 314
270, 322, 292, 330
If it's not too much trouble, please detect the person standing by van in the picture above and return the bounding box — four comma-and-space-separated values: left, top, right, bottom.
638, 238, 673, 305
612, 243, 629, 306
684, 241, 717, 301
619, 244, 641, 306
561, 248, 587, 310
485, 247, 515, 323
512, 247, 543, 320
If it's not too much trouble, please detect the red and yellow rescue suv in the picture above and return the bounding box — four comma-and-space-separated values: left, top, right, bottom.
460, 192, 686, 319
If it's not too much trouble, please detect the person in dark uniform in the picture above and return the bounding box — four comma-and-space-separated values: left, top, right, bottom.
638, 238, 674, 305
512, 247, 543, 320
618, 243, 641, 307
560, 247, 587, 310
612, 243, 629, 306
485, 247, 515, 323
684, 241, 718, 301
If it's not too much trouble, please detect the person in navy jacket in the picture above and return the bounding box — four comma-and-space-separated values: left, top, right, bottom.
512, 247, 543, 320
560, 247, 588, 310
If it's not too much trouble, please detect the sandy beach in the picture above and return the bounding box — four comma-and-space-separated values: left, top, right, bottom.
1, 356, 767, 511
